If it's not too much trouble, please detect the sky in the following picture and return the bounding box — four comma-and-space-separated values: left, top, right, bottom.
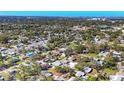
0, 11, 124, 17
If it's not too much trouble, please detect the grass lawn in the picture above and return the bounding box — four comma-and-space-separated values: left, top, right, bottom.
108, 42, 114, 45
118, 44, 124, 47
58, 55, 66, 60
0, 60, 4, 66
16, 60, 24, 65
41, 51, 50, 56
104, 68, 118, 75
121, 61, 124, 66
83, 53, 98, 58
49, 68, 62, 76
0, 72, 11, 80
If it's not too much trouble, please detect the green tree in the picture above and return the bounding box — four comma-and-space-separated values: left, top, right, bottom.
69, 41, 85, 53
75, 62, 86, 71
87, 75, 97, 81
55, 66, 70, 74
0, 33, 10, 44
104, 54, 117, 69
0, 52, 4, 66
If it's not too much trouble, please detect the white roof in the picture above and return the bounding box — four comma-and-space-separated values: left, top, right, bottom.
59, 48, 66, 51
2, 53, 6, 57
109, 75, 123, 81
122, 30, 124, 33
0, 47, 7, 51
76, 71, 85, 77
68, 77, 76, 81
22, 63, 32, 67
0, 75, 4, 80
52, 61, 62, 66
84, 67, 92, 73
113, 51, 121, 55
36, 60, 45, 64
68, 57, 73, 61
8, 51, 15, 55
45, 73, 53, 77
69, 62, 77, 69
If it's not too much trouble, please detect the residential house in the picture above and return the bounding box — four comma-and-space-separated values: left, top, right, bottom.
112, 51, 121, 58
52, 61, 62, 67
109, 75, 124, 81
84, 67, 93, 73
69, 62, 77, 69
0, 74, 4, 81
75, 71, 85, 77
98, 51, 109, 57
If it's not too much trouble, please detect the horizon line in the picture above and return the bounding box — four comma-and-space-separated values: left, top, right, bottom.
0, 11, 124, 17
